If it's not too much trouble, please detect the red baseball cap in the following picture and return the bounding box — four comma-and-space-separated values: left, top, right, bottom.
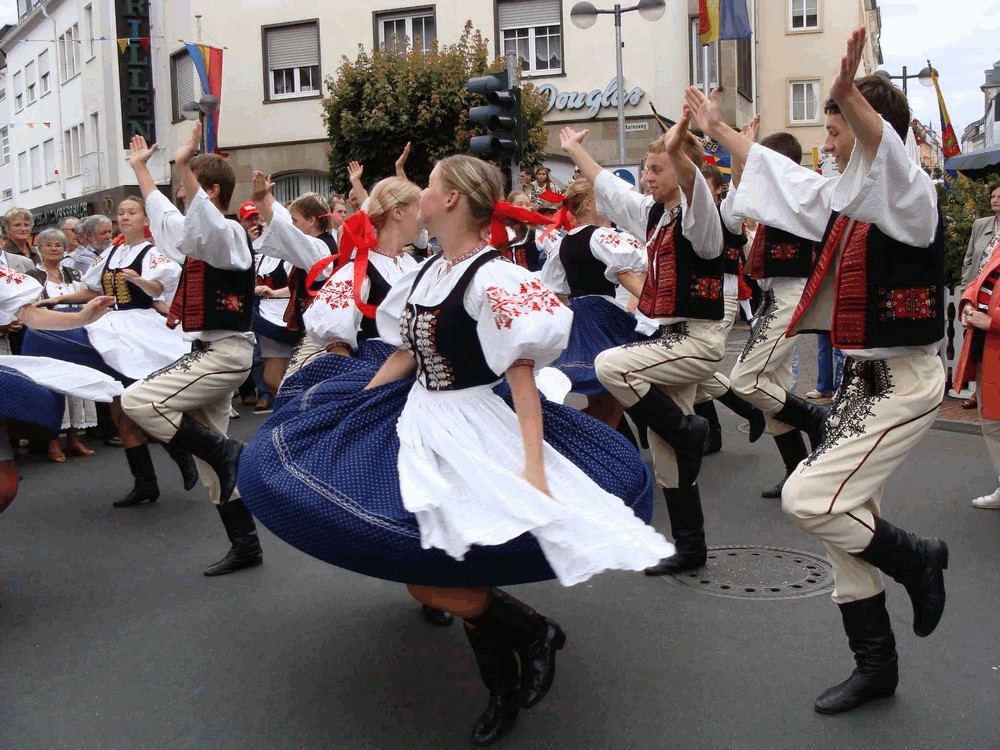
238, 201, 260, 220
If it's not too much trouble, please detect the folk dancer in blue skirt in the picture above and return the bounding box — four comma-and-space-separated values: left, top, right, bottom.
239, 154, 672, 746
0, 265, 118, 512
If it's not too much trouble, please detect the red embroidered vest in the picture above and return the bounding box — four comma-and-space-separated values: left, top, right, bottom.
166, 259, 254, 333
747, 224, 817, 280
637, 205, 724, 321
788, 212, 945, 349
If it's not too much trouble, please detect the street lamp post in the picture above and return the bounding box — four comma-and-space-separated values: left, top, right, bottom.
570, 0, 666, 165
874, 61, 937, 97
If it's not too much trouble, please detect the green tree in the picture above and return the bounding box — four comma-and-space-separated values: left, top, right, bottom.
322, 22, 548, 192
937, 174, 994, 288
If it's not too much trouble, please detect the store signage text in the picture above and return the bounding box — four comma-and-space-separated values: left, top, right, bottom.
34, 202, 93, 227
536, 79, 646, 119
115, 0, 156, 148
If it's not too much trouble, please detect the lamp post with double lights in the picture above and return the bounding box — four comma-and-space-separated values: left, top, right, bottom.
874, 61, 937, 97
570, 0, 666, 164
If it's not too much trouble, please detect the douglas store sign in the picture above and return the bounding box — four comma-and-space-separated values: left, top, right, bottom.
536, 78, 646, 119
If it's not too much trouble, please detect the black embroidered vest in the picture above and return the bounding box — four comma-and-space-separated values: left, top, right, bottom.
358, 262, 392, 342
500, 229, 542, 272
166, 258, 254, 333
285, 232, 337, 332
638, 204, 724, 320
558, 226, 616, 298
789, 211, 945, 349
400, 251, 499, 391
720, 208, 747, 277
255, 256, 289, 290
747, 224, 818, 280
101, 243, 155, 311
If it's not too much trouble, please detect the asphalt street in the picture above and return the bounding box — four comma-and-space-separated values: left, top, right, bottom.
4, 332, 1000, 749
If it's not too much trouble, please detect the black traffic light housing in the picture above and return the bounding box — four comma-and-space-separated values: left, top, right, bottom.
467, 71, 522, 161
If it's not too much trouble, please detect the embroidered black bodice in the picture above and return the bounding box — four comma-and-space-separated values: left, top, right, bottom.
400, 250, 500, 391
101, 243, 155, 310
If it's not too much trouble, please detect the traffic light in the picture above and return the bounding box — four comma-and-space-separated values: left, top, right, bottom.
467, 71, 521, 161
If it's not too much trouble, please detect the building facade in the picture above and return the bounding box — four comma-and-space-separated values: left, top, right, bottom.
0, 0, 884, 224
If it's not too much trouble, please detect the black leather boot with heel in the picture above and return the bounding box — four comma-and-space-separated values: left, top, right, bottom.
716, 388, 766, 443
113, 445, 160, 508
644, 484, 708, 575
465, 623, 521, 746
625, 387, 708, 487
814, 591, 898, 714
471, 589, 566, 709
695, 401, 722, 455
854, 517, 948, 637
166, 415, 243, 503
203, 498, 264, 576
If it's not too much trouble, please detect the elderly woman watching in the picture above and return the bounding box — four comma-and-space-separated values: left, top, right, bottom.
27, 228, 98, 461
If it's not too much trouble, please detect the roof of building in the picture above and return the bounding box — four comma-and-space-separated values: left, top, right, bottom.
985, 60, 1000, 88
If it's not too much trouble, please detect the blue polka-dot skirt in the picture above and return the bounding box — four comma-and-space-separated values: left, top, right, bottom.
551, 296, 641, 397
0, 364, 65, 435
239, 354, 672, 587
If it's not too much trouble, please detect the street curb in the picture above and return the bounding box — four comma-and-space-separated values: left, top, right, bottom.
932, 419, 982, 435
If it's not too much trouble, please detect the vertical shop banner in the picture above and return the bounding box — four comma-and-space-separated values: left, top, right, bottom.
115, 0, 156, 149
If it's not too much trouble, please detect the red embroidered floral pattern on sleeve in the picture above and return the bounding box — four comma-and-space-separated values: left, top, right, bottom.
486, 279, 562, 330
147, 252, 174, 270
0, 266, 26, 285
315, 280, 354, 310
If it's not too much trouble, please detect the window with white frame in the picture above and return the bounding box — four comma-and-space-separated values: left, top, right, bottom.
790, 0, 819, 30
1, 189, 12, 201
375, 7, 436, 54
25, 60, 36, 105
30, 145, 42, 188
789, 80, 821, 123
171, 50, 196, 122
690, 17, 719, 88
84, 4, 94, 59
13, 70, 23, 111
263, 22, 321, 101
59, 23, 81, 81
17, 152, 28, 192
272, 172, 329, 205
499, 0, 562, 76
63, 123, 84, 176
38, 50, 50, 96
42, 138, 55, 183
0, 127, 9, 165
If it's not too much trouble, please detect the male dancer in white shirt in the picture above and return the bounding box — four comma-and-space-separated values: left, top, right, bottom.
123, 123, 262, 577
686, 28, 947, 714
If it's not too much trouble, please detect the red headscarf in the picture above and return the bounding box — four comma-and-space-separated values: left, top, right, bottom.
306, 210, 380, 318
489, 202, 555, 248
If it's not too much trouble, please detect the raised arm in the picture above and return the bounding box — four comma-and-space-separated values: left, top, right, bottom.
251, 171, 279, 226
395, 142, 411, 180
559, 127, 604, 185
128, 134, 160, 200
348, 161, 369, 206
665, 108, 698, 205
828, 27, 884, 165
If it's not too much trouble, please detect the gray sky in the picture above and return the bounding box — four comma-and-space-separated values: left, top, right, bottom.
0, 0, 995, 139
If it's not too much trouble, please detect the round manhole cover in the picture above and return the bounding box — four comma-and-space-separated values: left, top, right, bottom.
660, 545, 834, 600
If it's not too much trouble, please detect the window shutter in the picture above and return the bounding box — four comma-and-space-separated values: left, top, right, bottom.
498, 0, 560, 29
175, 53, 196, 112
267, 24, 319, 70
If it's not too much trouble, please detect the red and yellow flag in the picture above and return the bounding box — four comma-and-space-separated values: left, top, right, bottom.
699, 0, 752, 44
929, 66, 960, 158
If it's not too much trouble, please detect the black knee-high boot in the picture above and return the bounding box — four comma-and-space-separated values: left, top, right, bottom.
471, 589, 566, 709
774, 392, 828, 450
625, 387, 708, 487
160, 442, 199, 491
465, 623, 521, 746
113, 445, 159, 507
854, 517, 948, 637
695, 401, 722, 455
716, 388, 766, 443
761, 430, 809, 498
204, 499, 264, 576
814, 591, 898, 714
644, 484, 708, 575
166, 415, 243, 504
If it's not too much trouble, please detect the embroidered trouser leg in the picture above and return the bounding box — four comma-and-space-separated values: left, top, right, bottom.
122, 336, 253, 504
695, 295, 739, 404
596, 317, 728, 488
781, 354, 943, 603
976, 366, 1000, 479
728, 278, 807, 436
280, 335, 325, 387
